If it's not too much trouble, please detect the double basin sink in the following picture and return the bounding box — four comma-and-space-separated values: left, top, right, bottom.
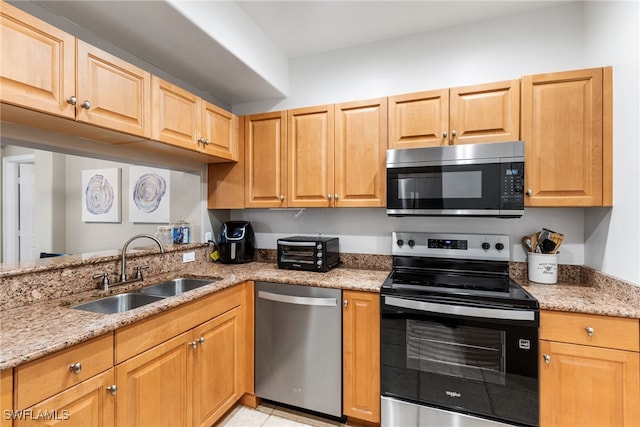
72, 278, 216, 314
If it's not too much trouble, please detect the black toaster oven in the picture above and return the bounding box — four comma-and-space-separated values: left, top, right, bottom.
277, 236, 340, 272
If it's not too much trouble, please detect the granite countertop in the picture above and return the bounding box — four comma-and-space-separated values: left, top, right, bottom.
1, 261, 638, 371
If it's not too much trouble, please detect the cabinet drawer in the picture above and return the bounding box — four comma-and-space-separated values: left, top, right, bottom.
540, 311, 639, 351
15, 333, 113, 409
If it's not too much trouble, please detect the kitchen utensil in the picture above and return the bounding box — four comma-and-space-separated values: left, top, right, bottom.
521, 236, 532, 252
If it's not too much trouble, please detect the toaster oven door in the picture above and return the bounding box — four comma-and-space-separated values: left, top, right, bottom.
279, 241, 316, 265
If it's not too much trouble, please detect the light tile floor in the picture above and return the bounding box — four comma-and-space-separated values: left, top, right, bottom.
217, 402, 364, 427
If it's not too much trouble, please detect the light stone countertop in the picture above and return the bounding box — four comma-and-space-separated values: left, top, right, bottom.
1, 261, 638, 371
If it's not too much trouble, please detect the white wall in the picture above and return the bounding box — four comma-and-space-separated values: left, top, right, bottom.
229, 1, 640, 284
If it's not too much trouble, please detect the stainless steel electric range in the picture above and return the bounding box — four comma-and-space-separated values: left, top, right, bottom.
381, 232, 539, 427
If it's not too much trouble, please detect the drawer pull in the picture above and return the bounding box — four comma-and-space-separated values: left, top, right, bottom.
188, 341, 198, 349
543, 354, 551, 364
106, 385, 117, 396
197, 337, 205, 345
585, 326, 595, 336
68, 362, 82, 374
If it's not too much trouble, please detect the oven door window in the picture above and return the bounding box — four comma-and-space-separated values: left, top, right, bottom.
407, 320, 506, 385
387, 163, 500, 211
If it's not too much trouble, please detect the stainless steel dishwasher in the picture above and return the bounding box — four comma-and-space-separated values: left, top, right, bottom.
255, 281, 342, 417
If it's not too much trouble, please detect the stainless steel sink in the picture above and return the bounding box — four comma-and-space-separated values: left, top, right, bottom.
138, 277, 216, 297
72, 292, 164, 314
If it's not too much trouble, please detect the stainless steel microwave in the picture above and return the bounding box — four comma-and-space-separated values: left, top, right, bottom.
386, 141, 525, 218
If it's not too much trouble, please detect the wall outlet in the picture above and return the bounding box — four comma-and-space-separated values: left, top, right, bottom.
204, 231, 212, 242
182, 252, 196, 263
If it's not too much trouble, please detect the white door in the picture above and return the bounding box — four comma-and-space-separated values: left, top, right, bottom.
19, 162, 37, 261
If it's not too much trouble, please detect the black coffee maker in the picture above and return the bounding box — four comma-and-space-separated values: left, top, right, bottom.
217, 221, 255, 264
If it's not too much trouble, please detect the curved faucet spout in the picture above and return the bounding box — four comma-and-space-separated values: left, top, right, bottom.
120, 234, 165, 282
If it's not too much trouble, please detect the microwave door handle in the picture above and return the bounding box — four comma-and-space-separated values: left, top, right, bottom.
258, 291, 338, 307
384, 296, 535, 321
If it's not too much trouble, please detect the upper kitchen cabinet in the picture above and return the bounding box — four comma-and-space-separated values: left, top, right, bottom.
334, 98, 387, 207
152, 77, 239, 161
388, 80, 519, 148
244, 111, 288, 208
76, 40, 151, 138
522, 67, 613, 207
287, 105, 335, 208
287, 100, 387, 208
208, 117, 245, 209
0, 1, 75, 119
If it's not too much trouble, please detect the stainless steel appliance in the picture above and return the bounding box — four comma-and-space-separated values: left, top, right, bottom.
277, 236, 340, 272
386, 141, 525, 217
381, 232, 539, 427
255, 282, 342, 417
217, 221, 255, 264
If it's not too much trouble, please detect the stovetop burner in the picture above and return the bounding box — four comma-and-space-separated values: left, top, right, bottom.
383, 232, 539, 310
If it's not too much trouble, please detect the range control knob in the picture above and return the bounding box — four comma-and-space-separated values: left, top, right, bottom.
397, 239, 404, 247
495, 242, 505, 251
481, 242, 491, 251
408, 240, 415, 248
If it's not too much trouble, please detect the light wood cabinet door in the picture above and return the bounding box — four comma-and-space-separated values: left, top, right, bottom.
76, 40, 151, 138
1, 369, 13, 427
244, 111, 288, 207
287, 105, 335, 208
16, 369, 115, 427
388, 89, 448, 149
449, 79, 520, 145
208, 117, 245, 209
151, 76, 200, 150
200, 101, 238, 161
115, 333, 190, 427
191, 306, 243, 427
522, 67, 612, 206
0, 2, 75, 118
343, 291, 380, 424
335, 98, 387, 207
540, 340, 640, 427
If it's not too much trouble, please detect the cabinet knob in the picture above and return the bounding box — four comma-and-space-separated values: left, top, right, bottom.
334, 194, 339, 201
442, 131, 447, 138
67, 96, 77, 105
204, 139, 210, 145
198, 137, 205, 144
68, 362, 82, 374
279, 195, 285, 201
197, 337, 205, 345
451, 129, 457, 137
327, 194, 332, 200
585, 326, 595, 336
106, 385, 117, 396
343, 299, 348, 308
543, 354, 551, 364
81, 100, 91, 110
526, 189, 532, 196
188, 341, 198, 349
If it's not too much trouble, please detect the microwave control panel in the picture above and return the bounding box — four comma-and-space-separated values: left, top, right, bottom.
500, 162, 524, 208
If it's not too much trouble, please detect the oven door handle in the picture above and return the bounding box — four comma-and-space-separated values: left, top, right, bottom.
258, 291, 338, 307
384, 296, 535, 321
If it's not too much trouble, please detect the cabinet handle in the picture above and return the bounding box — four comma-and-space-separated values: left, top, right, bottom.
543, 354, 551, 364
204, 139, 210, 145
279, 195, 285, 201
198, 137, 205, 144
106, 385, 117, 396
334, 194, 339, 201
327, 194, 332, 200
197, 337, 205, 345
442, 131, 447, 138
585, 326, 595, 336
451, 129, 457, 137
343, 299, 348, 308
67, 96, 77, 105
68, 362, 82, 374
188, 341, 198, 349
526, 189, 532, 197
81, 100, 91, 110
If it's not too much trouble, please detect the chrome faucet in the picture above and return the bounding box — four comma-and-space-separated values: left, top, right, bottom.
119, 234, 165, 283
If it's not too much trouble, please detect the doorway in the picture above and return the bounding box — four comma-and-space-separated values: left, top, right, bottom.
2, 154, 36, 263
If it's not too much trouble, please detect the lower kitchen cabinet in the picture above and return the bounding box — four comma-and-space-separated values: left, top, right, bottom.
16, 369, 115, 427
343, 290, 380, 424
1, 370, 13, 427
540, 311, 640, 427
115, 283, 248, 427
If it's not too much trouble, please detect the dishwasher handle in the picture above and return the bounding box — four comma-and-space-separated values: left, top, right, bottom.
258, 290, 338, 307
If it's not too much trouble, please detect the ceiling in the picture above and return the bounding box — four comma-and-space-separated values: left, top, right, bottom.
12, 1, 569, 106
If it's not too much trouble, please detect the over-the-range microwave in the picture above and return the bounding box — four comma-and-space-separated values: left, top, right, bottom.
386, 141, 525, 218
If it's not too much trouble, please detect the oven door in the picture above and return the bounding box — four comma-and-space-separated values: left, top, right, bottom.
386, 161, 524, 217
381, 295, 539, 427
